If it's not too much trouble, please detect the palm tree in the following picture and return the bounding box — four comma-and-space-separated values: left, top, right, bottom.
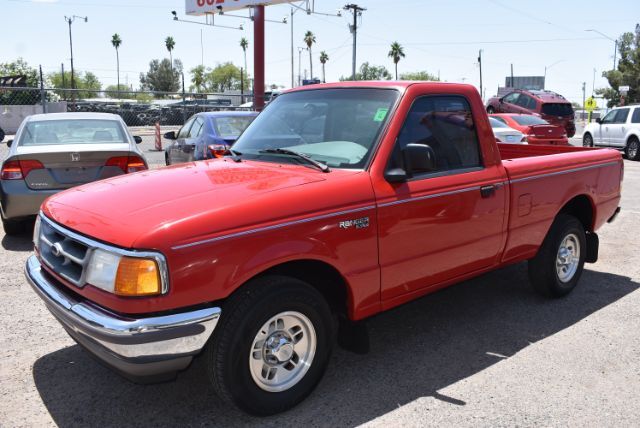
239, 37, 249, 76
303, 31, 316, 79
165, 36, 176, 72
388, 41, 405, 80
319, 51, 329, 83
111, 33, 122, 93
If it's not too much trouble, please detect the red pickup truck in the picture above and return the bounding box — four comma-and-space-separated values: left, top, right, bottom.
26, 82, 622, 415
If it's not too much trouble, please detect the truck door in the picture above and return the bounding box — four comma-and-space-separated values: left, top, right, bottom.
375, 95, 507, 301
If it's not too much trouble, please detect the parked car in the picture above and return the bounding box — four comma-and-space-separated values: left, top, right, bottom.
489, 117, 526, 143
583, 105, 640, 160
1, 112, 147, 235
26, 82, 622, 416
486, 89, 576, 137
164, 111, 258, 165
490, 114, 569, 145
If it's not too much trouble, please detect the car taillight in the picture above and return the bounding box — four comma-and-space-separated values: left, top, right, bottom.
105, 156, 147, 173
1, 159, 44, 180
208, 144, 229, 159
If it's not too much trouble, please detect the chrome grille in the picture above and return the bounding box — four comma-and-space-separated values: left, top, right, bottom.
38, 218, 90, 287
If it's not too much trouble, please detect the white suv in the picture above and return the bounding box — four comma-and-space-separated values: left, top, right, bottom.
583, 105, 640, 160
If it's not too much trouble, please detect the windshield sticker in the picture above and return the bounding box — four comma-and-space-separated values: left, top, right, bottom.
373, 108, 389, 122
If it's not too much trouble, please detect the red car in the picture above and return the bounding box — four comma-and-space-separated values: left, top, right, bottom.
490, 113, 569, 145
26, 81, 622, 415
486, 89, 576, 137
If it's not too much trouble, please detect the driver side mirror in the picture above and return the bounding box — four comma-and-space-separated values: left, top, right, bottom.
164, 131, 177, 140
6, 140, 12, 147
595, 117, 602, 124
133, 136, 142, 144
385, 143, 437, 183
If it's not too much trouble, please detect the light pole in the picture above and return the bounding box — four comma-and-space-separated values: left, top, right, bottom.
585, 29, 618, 70
297, 46, 306, 86
64, 15, 87, 92
543, 59, 564, 89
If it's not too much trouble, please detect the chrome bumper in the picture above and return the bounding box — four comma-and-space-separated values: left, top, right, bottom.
25, 255, 221, 381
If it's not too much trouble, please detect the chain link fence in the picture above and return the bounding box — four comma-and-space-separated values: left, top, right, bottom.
1, 86, 254, 133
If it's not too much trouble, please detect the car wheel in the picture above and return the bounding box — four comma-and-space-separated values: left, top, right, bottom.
528, 214, 586, 297
583, 133, 593, 147
487, 106, 495, 114
165, 153, 170, 166
625, 137, 640, 161
2, 218, 26, 236
205, 275, 334, 416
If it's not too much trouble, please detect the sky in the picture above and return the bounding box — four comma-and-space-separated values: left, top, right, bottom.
2, 0, 638, 108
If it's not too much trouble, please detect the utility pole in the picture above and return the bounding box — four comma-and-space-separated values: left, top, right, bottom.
478, 50, 483, 101
297, 47, 305, 86
582, 82, 586, 122
64, 15, 87, 110
592, 68, 596, 96
39, 65, 47, 114
61, 63, 66, 100
343, 4, 366, 80
510, 63, 514, 88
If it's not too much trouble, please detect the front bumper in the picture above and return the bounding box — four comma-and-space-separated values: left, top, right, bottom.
25, 255, 221, 382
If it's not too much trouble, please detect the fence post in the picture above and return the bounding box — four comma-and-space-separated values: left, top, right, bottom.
39, 65, 47, 114
155, 122, 162, 151
181, 72, 186, 124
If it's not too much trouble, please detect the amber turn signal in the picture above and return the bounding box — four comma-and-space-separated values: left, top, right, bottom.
114, 257, 161, 296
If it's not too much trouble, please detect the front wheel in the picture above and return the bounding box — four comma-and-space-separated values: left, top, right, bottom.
205, 276, 334, 416
528, 214, 586, 297
583, 133, 593, 147
625, 137, 640, 161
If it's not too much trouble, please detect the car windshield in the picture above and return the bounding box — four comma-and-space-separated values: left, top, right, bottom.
212, 116, 256, 139
489, 117, 509, 128
541, 103, 573, 116
232, 88, 399, 169
512, 115, 549, 126
19, 119, 127, 146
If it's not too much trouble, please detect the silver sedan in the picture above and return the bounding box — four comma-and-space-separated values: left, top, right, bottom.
0, 112, 147, 235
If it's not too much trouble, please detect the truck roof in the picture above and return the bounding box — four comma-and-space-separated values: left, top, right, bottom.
285, 80, 469, 94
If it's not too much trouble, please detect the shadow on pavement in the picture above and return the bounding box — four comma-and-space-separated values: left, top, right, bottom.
32, 263, 638, 427
2, 233, 33, 252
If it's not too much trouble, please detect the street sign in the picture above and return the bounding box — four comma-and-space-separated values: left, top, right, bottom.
619, 85, 630, 95
186, 0, 294, 15
585, 97, 597, 112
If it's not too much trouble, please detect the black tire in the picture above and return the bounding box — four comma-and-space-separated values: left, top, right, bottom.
625, 137, 640, 161
583, 133, 594, 147
165, 153, 170, 166
528, 214, 586, 297
487, 106, 495, 114
2, 218, 25, 236
205, 275, 334, 416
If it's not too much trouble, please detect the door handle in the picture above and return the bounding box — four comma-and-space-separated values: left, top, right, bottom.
480, 185, 496, 198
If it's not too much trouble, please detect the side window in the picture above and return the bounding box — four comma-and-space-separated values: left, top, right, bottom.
189, 117, 205, 137
177, 117, 196, 138
515, 95, 530, 108
601, 110, 617, 124
526, 96, 537, 110
632, 108, 640, 124
503, 93, 520, 104
392, 95, 482, 175
493, 116, 508, 124
614, 108, 630, 124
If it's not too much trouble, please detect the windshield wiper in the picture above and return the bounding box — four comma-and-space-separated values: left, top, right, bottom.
259, 148, 331, 173
227, 148, 242, 162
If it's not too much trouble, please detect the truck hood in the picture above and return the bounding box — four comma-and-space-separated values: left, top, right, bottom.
43, 159, 353, 249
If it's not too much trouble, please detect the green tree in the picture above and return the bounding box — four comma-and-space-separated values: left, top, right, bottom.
190, 65, 207, 92
206, 62, 243, 92
388, 41, 405, 80
49, 70, 102, 98
304, 31, 316, 79
400, 70, 440, 81
320, 51, 329, 83
104, 84, 131, 98
165, 36, 176, 72
340, 62, 391, 81
0, 58, 40, 104
111, 33, 122, 93
240, 37, 249, 76
596, 24, 640, 107
139, 58, 182, 93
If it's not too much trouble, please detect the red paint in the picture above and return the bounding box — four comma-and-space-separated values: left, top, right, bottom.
40, 82, 622, 320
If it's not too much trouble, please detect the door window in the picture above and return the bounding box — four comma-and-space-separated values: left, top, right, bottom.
516, 95, 536, 110
391, 95, 482, 176
601, 110, 617, 124
177, 117, 196, 138
189, 117, 205, 137
614, 108, 630, 124
632, 108, 640, 124
503, 92, 520, 104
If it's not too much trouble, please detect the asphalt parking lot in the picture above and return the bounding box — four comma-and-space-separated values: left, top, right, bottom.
1, 135, 639, 427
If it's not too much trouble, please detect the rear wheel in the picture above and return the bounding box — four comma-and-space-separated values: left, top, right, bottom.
625, 137, 640, 161
583, 133, 593, 147
205, 275, 334, 416
2, 218, 25, 236
528, 214, 586, 297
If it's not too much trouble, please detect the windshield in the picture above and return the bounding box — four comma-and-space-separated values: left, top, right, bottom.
19, 119, 127, 146
212, 115, 256, 139
232, 88, 399, 169
512, 115, 549, 126
489, 117, 509, 128
541, 103, 573, 117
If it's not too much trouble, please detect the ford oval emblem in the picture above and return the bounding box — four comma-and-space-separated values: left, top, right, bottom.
51, 242, 63, 257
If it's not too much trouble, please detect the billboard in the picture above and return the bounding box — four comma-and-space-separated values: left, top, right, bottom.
185, 0, 294, 15
505, 76, 545, 90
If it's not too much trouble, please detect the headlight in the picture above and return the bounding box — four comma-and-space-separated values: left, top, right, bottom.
86, 249, 163, 296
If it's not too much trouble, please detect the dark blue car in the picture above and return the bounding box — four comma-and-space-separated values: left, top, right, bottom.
164, 111, 258, 165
